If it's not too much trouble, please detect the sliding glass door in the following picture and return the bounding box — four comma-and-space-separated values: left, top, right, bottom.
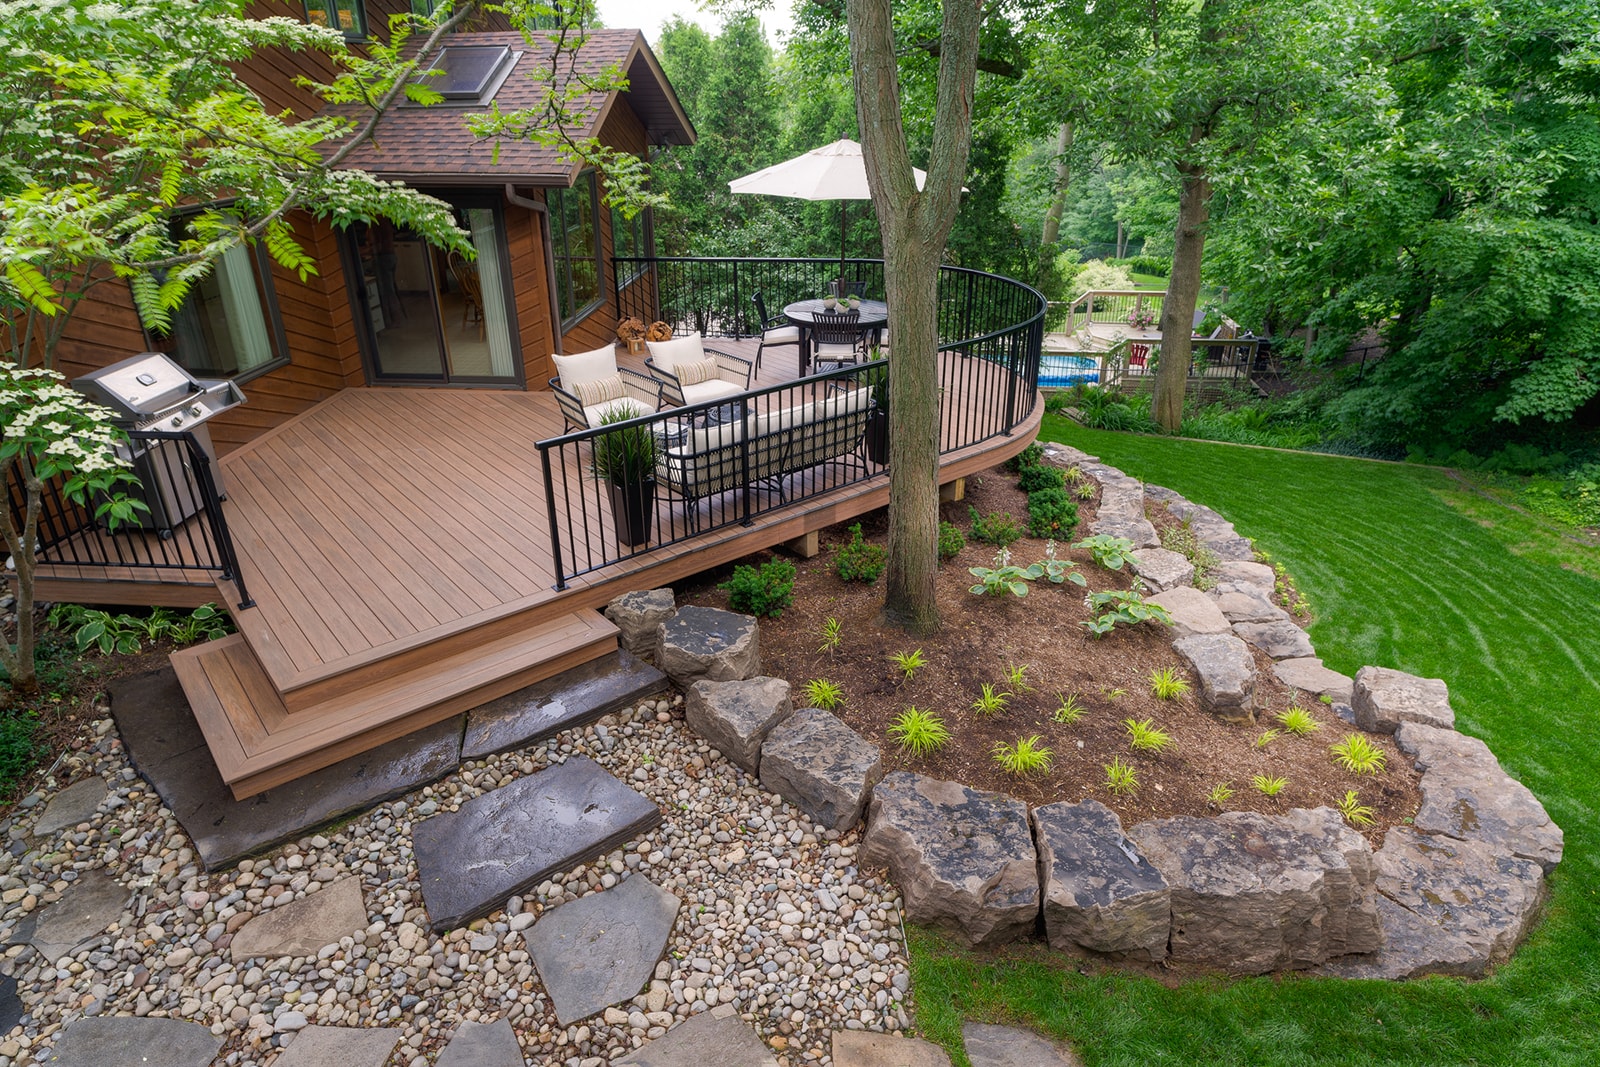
346, 199, 521, 385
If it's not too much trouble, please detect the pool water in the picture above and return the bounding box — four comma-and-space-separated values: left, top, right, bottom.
1039, 353, 1100, 388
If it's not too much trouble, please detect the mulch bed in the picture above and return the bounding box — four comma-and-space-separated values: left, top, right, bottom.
679, 465, 1421, 843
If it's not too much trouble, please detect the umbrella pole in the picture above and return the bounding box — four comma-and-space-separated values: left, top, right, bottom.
839, 201, 848, 286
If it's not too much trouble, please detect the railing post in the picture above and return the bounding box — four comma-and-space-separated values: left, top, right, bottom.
737, 395, 754, 526
539, 443, 568, 591
183, 434, 254, 609
732, 260, 742, 339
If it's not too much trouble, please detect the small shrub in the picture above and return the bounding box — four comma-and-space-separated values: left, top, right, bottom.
1331, 734, 1388, 775
1017, 464, 1066, 494
1148, 666, 1190, 700
1026, 488, 1079, 540
1336, 789, 1377, 827
834, 524, 887, 584
969, 506, 1023, 547
1125, 718, 1173, 753
888, 708, 950, 756
1277, 706, 1320, 736
936, 521, 965, 562
1005, 443, 1044, 472
802, 678, 844, 710
993, 735, 1053, 776
720, 559, 796, 617
1253, 774, 1288, 797
971, 683, 1010, 716
1206, 781, 1235, 810
1053, 692, 1087, 724
1104, 757, 1138, 796
817, 617, 842, 655
891, 648, 928, 681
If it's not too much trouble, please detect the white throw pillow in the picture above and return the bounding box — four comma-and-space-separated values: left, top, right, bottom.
646, 332, 706, 371
552, 344, 617, 391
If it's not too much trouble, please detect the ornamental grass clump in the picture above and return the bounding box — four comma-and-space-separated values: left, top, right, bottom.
1331, 733, 1388, 774
993, 735, 1053, 776
887, 708, 950, 756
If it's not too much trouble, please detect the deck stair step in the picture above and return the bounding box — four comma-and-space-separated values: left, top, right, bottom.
171, 609, 619, 800
411, 756, 663, 932
463, 649, 667, 759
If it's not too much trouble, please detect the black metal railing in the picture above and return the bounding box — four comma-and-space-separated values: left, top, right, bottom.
8, 429, 253, 608
614, 256, 889, 339
539, 259, 1045, 586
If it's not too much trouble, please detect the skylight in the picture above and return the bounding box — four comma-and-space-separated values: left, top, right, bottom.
423, 45, 516, 102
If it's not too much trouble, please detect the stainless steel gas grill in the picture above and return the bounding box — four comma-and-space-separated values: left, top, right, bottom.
73, 353, 246, 535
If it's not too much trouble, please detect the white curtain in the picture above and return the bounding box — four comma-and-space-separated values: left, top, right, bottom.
467, 208, 517, 378
214, 242, 274, 374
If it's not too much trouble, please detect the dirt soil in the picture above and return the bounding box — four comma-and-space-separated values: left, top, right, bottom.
679, 465, 1421, 844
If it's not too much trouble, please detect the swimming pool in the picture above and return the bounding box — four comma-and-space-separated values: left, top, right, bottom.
1039, 353, 1100, 388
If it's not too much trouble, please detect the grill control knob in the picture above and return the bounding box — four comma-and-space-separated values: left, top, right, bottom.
171, 415, 183, 428
189, 405, 203, 417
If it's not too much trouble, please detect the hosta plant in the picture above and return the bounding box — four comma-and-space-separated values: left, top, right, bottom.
969, 548, 1037, 597
1073, 534, 1138, 570
1332, 734, 1388, 775
887, 708, 950, 756
993, 735, 1053, 776
801, 678, 844, 710
1148, 666, 1190, 700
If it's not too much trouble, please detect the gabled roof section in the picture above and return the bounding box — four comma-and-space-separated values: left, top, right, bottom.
331, 28, 695, 186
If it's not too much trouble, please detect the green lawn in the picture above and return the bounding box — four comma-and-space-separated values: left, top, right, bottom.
909, 419, 1600, 1067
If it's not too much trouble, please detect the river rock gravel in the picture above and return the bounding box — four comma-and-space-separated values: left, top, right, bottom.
0, 693, 910, 1066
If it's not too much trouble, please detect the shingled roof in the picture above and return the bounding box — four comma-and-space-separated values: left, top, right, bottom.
331, 28, 694, 186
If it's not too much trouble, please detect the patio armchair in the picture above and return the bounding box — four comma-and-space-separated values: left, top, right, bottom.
809, 309, 868, 373
751, 290, 800, 372
1127, 343, 1151, 372
645, 331, 753, 409
549, 343, 663, 432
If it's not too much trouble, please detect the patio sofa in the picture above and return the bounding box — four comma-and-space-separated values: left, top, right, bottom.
656, 386, 874, 511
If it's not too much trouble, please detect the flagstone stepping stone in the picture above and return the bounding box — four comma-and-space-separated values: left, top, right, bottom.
38, 1016, 222, 1066
11, 868, 129, 962
1232, 620, 1315, 660
1272, 657, 1353, 703
1032, 800, 1169, 962
112, 668, 463, 870
463, 649, 667, 759
1351, 665, 1454, 733
0, 974, 22, 1034
1147, 586, 1231, 637
863, 772, 1039, 947
270, 1025, 403, 1067
413, 756, 661, 932
758, 709, 882, 832
31, 778, 108, 837
605, 588, 678, 657
962, 1022, 1083, 1067
435, 1019, 525, 1067
616, 1012, 778, 1067
527, 875, 681, 1025
685, 676, 793, 775
1171, 633, 1257, 722
1127, 547, 1194, 592
656, 607, 761, 687
230, 877, 369, 962
832, 1030, 952, 1067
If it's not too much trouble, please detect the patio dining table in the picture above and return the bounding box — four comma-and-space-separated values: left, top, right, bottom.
783, 298, 888, 376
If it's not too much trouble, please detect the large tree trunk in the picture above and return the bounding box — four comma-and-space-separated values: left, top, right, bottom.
847, 0, 980, 635
1153, 158, 1211, 430
1040, 122, 1072, 246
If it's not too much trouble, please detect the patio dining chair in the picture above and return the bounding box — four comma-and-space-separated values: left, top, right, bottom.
448, 251, 485, 340
751, 290, 800, 373
809, 308, 868, 374
828, 279, 868, 299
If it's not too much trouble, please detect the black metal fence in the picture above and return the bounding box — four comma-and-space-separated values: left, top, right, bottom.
539, 259, 1045, 586
8, 429, 252, 608
615, 257, 889, 339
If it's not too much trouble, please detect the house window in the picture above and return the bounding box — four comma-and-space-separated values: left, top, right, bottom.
612, 204, 650, 288
146, 233, 287, 382
305, 0, 366, 39
549, 173, 601, 325
410, 0, 435, 15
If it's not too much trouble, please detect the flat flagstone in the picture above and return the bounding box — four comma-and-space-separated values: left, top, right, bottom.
435, 1019, 525, 1067
962, 1022, 1083, 1067
12, 868, 129, 962
1272, 657, 1354, 703
463, 650, 667, 759
832, 1030, 952, 1067
37, 1016, 222, 1066
616, 1012, 778, 1067
527, 875, 681, 1024
112, 668, 463, 870
0, 974, 22, 1034
271, 1025, 403, 1067
412, 756, 661, 932
230, 877, 369, 962
31, 778, 108, 837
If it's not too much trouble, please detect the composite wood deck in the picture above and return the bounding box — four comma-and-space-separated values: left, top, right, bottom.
42, 339, 1042, 795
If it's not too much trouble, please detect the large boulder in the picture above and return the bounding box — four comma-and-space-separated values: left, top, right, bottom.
684, 677, 793, 775
1272, 658, 1354, 703
605, 589, 677, 658
1171, 633, 1257, 722
863, 772, 1039, 947
656, 607, 760, 687
1147, 587, 1231, 638
758, 709, 881, 832
1351, 666, 1454, 733
1128, 548, 1195, 593
1127, 808, 1380, 973
1232, 620, 1315, 661
1032, 801, 1169, 961
1396, 723, 1564, 872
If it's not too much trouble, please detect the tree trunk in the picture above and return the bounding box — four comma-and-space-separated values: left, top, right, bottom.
1040, 122, 1073, 247
1153, 159, 1212, 431
1116, 220, 1127, 259
847, 0, 980, 635
0, 465, 40, 697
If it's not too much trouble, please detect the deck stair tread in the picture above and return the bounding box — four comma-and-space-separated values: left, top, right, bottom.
171, 609, 618, 799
